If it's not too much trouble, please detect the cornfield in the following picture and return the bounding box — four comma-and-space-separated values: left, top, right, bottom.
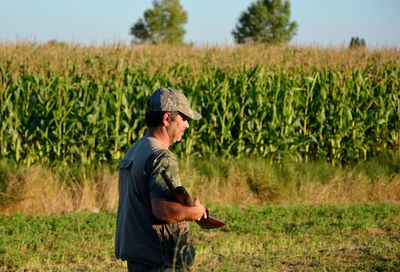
1, 43, 399, 166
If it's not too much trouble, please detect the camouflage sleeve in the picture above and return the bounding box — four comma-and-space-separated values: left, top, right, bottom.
147, 150, 181, 199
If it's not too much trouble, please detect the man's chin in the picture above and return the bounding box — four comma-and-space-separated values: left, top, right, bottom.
173, 135, 184, 144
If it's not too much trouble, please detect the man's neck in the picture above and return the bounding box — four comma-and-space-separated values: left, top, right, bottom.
146, 127, 170, 149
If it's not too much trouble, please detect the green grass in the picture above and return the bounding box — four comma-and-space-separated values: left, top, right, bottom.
1, 204, 399, 271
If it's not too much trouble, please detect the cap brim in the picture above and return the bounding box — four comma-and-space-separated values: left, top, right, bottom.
181, 109, 202, 120
190, 111, 202, 120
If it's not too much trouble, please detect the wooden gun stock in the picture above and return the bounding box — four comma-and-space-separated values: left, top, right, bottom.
161, 170, 225, 229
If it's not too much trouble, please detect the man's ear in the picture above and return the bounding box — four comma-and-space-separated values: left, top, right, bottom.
162, 112, 171, 127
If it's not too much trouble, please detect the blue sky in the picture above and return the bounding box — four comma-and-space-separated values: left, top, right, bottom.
1, 0, 399, 48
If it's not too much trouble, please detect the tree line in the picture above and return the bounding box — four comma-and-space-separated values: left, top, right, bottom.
130, 0, 298, 45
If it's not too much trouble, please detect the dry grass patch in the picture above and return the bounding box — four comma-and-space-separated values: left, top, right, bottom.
1, 157, 399, 215
0, 166, 118, 215
287, 172, 400, 205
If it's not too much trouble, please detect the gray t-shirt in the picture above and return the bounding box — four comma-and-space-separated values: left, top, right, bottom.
115, 136, 195, 268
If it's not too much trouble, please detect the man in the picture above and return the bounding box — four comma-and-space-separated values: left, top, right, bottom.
115, 87, 207, 271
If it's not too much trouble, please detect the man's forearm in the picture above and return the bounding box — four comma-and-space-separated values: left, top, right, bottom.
151, 198, 204, 224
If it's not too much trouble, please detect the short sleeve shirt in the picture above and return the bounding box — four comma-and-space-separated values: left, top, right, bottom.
147, 149, 181, 199
115, 136, 195, 268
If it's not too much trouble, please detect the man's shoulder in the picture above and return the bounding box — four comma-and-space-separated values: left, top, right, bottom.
131, 137, 176, 169
124, 136, 170, 159
138, 136, 170, 152
149, 148, 177, 169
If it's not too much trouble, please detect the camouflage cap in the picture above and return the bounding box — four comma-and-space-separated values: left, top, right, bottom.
147, 87, 202, 120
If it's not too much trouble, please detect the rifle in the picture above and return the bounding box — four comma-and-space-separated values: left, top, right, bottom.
161, 169, 225, 229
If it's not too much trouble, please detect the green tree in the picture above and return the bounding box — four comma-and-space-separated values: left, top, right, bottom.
232, 0, 298, 44
349, 37, 366, 48
130, 0, 187, 44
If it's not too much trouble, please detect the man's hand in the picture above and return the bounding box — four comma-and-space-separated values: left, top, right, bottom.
192, 198, 208, 221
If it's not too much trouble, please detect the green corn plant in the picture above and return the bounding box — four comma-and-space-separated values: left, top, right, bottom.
1, 46, 399, 167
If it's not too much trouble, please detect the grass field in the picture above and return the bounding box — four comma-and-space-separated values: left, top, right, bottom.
1, 204, 399, 271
